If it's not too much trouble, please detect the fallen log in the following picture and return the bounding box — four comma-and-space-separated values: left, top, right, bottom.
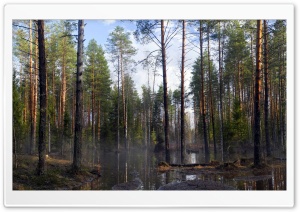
158, 161, 221, 168
168, 163, 207, 167
215, 162, 239, 171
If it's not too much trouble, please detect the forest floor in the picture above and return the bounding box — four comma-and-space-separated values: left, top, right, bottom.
13, 154, 101, 190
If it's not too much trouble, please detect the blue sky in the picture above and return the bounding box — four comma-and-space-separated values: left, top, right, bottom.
84, 20, 136, 48
83, 20, 194, 98
82, 20, 197, 126
83, 20, 196, 92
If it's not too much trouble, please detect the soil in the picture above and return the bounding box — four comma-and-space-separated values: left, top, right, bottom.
13, 154, 100, 190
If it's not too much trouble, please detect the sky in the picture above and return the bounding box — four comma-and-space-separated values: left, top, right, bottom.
12, 19, 199, 128
83, 20, 197, 101
82, 20, 202, 129
83, 20, 204, 128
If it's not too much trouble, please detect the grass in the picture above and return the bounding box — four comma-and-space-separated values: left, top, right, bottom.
13, 154, 99, 190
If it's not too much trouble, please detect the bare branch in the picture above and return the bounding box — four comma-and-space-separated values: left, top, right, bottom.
17, 49, 38, 57
19, 37, 38, 46
60, 34, 78, 38
13, 24, 38, 32
137, 49, 161, 65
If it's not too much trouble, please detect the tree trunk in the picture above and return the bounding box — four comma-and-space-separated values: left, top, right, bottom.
87, 97, 91, 126
52, 45, 56, 129
193, 100, 197, 143
237, 62, 242, 107
13, 126, 17, 168
34, 26, 38, 151
60, 38, 67, 155
254, 20, 262, 167
281, 31, 286, 148
161, 20, 170, 163
181, 20, 186, 164
59, 38, 67, 128
73, 20, 84, 172
207, 22, 216, 158
120, 53, 127, 149
279, 38, 285, 148
218, 21, 224, 162
263, 20, 271, 157
37, 20, 47, 175
278, 60, 282, 147
117, 55, 120, 151
92, 65, 95, 148
147, 72, 151, 147
250, 33, 255, 143
269, 67, 274, 147
199, 21, 209, 163
23, 69, 27, 130
72, 82, 76, 135
125, 92, 128, 148
275, 89, 279, 145
148, 100, 151, 147
144, 102, 147, 147
173, 103, 175, 143
177, 104, 180, 148
29, 20, 36, 155
97, 100, 101, 144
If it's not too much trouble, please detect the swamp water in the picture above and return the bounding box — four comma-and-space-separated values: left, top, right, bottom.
77, 148, 286, 190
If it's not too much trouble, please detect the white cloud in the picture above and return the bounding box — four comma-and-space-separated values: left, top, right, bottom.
106, 22, 199, 109
104, 22, 200, 130
102, 20, 222, 130
100, 20, 116, 25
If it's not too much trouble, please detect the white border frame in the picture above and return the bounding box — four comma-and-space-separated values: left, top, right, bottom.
4, 3, 294, 207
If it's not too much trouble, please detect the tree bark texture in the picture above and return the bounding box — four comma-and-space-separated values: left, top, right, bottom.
73, 20, 84, 172
37, 20, 47, 175
117, 56, 120, 151
207, 22, 216, 157
200, 21, 210, 162
181, 20, 186, 164
218, 21, 224, 162
161, 20, 170, 163
264, 20, 271, 157
29, 20, 36, 155
254, 20, 262, 167
120, 53, 128, 149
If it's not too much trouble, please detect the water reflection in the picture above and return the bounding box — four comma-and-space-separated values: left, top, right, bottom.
187, 153, 197, 164
76, 148, 286, 191
186, 175, 197, 180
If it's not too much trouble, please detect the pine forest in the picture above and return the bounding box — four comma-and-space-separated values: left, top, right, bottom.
12, 20, 286, 190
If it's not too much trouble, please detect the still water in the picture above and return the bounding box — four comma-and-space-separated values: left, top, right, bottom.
78, 148, 286, 190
